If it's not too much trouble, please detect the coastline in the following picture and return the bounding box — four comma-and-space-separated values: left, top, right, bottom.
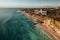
20, 10, 60, 40
20, 10, 55, 40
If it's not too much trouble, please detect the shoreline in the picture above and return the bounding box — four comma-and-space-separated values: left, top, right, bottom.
20, 10, 60, 40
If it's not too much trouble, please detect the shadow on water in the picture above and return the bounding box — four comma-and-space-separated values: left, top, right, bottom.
0, 11, 53, 40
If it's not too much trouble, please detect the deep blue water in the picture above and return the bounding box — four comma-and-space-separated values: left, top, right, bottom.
0, 11, 53, 40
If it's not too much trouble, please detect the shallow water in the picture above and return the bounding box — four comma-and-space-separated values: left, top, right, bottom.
0, 11, 53, 40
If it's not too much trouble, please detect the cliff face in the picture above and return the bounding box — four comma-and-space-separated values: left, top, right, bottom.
20, 8, 60, 40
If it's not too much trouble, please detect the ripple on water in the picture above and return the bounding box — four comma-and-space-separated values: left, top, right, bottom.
0, 11, 53, 40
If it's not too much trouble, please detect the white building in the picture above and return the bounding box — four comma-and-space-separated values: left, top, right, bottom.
39, 9, 47, 15
34, 10, 39, 14
34, 9, 47, 15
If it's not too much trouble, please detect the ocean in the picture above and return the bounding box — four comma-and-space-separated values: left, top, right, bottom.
0, 10, 53, 40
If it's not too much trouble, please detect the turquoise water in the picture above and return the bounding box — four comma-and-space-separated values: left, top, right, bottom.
0, 11, 53, 40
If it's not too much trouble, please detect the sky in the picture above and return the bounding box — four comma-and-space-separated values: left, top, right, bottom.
0, 0, 59, 8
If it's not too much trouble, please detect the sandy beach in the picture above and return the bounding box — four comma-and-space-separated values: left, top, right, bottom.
20, 10, 60, 40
